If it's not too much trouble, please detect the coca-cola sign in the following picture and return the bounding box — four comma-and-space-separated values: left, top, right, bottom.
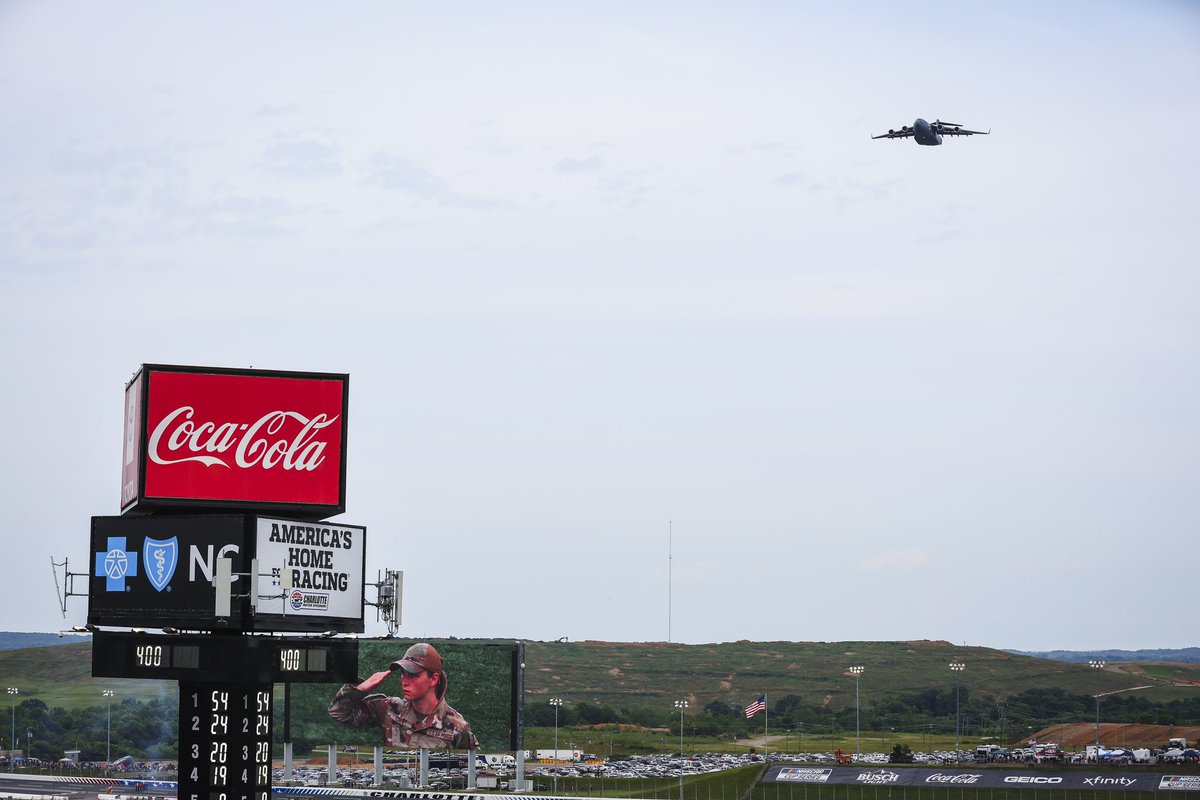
121, 365, 348, 517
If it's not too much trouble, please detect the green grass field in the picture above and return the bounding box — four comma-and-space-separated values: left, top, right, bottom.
522, 725, 969, 759
0, 641, 175, 710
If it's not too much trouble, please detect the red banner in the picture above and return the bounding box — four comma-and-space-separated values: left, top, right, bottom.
124, 366, 347, 514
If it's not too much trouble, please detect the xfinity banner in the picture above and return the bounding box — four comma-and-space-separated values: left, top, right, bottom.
764, 767, 1200, 791
252, 516, 366, 626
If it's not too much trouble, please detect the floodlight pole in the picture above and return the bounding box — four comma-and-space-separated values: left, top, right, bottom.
675, 700, 689, 800
6, 688, 16, 771
102, 690, 114, 765
1089, 660, 1106, 749
550, 698, 563, 795
949, 662, 965, 764
848, 667, 864, 760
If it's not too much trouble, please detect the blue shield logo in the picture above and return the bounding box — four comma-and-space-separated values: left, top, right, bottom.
143, 537, 179, 592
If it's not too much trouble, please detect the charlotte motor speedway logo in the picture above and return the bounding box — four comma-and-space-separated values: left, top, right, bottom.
1161, 776, 1200, 791
776, 768, 832, 784
290, 589, 330, 611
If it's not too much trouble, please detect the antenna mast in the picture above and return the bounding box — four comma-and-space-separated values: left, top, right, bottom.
365, 569, 403, 637
51, 556, 87, 618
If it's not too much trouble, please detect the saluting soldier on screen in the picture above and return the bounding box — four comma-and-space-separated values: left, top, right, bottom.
329, 642, 479, 750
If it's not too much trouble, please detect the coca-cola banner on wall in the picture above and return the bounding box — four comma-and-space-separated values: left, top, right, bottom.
121, 365, 349, 518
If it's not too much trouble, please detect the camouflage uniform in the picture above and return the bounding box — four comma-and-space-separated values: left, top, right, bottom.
328, 684, 478, 750
329, 642, 478, 750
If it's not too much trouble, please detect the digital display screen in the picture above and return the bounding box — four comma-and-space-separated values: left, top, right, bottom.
291, 639, 523, 751
179, 682, 272, 800
91, 631, 358, 684
277, 647, 328, 673
175, 646, 200, 669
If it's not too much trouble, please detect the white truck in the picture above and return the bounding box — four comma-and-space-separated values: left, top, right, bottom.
536, 749, 581, 762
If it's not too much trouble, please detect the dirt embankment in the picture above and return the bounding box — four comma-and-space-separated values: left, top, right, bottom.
1031, 722, 1200, 748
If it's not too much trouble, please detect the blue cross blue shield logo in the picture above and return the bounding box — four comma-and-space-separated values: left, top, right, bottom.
95, 537, 138, 592
143, 537, 179, 592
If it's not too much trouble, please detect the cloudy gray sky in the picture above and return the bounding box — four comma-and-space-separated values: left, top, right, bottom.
2, 1, 1197, 651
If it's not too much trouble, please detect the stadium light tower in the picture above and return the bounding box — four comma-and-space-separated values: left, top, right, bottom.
1089, 660, 1106, 749
102, 690, 114, 765
948, 662, 966, 763
6, 688, 16, 772
848, 666, 864, 759
549, 698, 564, 794
674, 699, 689, 800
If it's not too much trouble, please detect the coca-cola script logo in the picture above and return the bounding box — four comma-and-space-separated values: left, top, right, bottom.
925, 773, 982, 785
137, 369, 346, 508
148, 406, 339, 471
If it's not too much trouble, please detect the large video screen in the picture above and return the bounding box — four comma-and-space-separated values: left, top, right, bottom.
286, 639, 522, 752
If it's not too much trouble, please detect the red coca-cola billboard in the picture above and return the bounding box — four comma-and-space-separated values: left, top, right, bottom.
121, 364, 349, 518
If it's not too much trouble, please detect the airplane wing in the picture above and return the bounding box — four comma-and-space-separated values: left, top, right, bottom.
871, 126, 914, 140
933, 120, 989, 136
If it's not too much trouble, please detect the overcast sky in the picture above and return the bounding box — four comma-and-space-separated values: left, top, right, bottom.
2, 1, 1197, 652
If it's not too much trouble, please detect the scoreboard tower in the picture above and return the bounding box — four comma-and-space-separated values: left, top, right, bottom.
89, 365, 363, 800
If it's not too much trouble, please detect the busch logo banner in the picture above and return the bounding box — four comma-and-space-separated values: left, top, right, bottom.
121, 365, 348, 517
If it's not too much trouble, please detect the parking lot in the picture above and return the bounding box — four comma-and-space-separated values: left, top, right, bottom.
272, 749, 1001, 789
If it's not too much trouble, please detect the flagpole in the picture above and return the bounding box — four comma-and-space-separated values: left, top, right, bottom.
764, 693, 768, 762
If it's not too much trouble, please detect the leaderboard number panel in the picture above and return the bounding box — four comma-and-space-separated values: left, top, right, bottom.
179, 682, 272, 800
91, 631, 358, 683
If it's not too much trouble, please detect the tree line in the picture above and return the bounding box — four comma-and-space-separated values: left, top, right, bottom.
526, 688, 1200, 744
6, 697, 177, 764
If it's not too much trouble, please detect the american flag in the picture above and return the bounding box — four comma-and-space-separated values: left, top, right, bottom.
745, 695, 766, 718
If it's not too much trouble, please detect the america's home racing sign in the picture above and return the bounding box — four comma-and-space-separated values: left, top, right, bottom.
764, 766, 1200, 791
252, 516, 365, 622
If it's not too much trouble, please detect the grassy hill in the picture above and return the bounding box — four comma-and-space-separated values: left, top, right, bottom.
519, 639, 1200, 709
1, 637, 1197, 713
0, 631, 87, 652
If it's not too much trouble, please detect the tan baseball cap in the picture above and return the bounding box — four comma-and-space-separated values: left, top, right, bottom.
391, 642, 444, 675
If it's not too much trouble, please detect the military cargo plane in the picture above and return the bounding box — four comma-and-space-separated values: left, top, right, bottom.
872, 118, 989, 146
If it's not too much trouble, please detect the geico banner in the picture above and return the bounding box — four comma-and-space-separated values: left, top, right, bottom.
252, 516, 366, 626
